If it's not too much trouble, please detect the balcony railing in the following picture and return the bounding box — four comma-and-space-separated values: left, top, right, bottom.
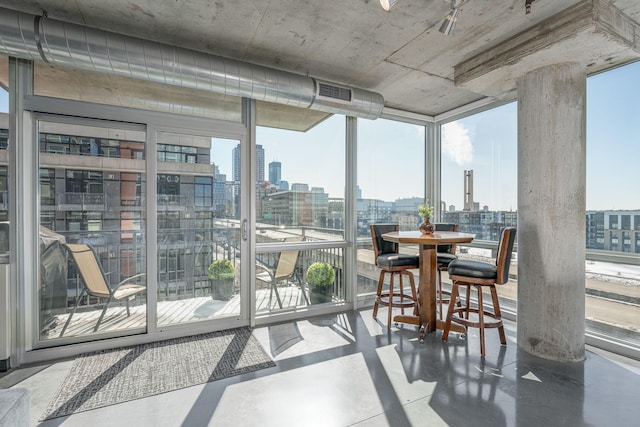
58, 192, 105, 210
36, 225, 640, 353
157, 194, 187, 206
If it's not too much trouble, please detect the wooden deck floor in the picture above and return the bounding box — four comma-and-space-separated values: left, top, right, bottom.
43, 285, 309, 340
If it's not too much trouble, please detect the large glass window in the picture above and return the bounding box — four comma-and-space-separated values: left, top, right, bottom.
40, 131, 144, 158
156, 131, 241, 325
158, 144, 198, 163
256, 115, 346, 236
255, 112, 347, 311
120, 173, 142, 206
437, 61, 640, 351
194, 176, 213, 207
157, 174, 181, 205
356, 118, 425, 297
37, 119, 147, 341
440, 102, 518, 240
440, 103, 518, 312
0, 128, 7, 150
39, 169, 56, 206
586, 61, 640, 347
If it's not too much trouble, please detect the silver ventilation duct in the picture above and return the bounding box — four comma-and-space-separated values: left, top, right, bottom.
0, 8, 384, 119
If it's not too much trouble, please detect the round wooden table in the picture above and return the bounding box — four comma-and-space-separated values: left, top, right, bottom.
381, 230, 475, 342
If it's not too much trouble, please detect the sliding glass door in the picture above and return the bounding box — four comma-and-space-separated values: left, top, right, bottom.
36, 116, 249, 344
37, 117, 148, 341
156, 131, 242, 326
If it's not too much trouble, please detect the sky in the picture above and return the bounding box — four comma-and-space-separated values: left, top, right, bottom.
2, 61, 640, 211
440, 103, 518, 211
210, 114, 347, 197
357, 118, 425, 201
440, 62, 640, 211
585, 63, 640, 211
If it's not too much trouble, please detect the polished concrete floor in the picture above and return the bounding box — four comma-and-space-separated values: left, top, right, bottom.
2, 308, 640, 427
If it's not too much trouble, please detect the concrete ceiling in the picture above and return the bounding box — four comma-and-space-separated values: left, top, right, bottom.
1, 0, 640, 122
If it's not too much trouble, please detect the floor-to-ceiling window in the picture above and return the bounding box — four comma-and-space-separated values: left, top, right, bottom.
20, 60, 249, 353
356, 117, 425, 298
434, 62, 640, 353
156, 132, 242, 326
440, 102, 518, 310
37, 118, 148, 341
255, 111, 347, 313
586, 61, 640, 348
440, 103, 518, 238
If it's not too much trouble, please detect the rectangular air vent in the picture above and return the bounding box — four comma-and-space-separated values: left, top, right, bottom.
318, 82, 352, 102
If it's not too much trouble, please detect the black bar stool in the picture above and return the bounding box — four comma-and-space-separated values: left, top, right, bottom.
435, 223, 460, 319
370, 224, 419, 329
442, 227, 516, 357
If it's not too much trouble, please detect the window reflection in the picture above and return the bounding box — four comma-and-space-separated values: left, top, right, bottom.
38, 119, 147, 340
156, 132, 241, 326
0, 128, 7, 149
39, 132, 145, 158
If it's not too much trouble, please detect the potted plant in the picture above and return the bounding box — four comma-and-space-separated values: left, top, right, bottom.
306, 261, 335, 304
208, 259, 235, 300
418, 200, 435, 235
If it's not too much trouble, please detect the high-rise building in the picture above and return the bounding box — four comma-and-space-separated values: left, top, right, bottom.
213, 166, 229, 216
232, 144, 241, 182
269, 161, 281, 185
233, 144, 265, 185
256, 145, 265, 184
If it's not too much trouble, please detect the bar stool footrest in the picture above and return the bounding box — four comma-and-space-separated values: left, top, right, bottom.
447, 307, 503, 329
377, 292, 417, 308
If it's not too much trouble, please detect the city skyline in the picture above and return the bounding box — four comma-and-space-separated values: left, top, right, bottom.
2, 61, 640, 211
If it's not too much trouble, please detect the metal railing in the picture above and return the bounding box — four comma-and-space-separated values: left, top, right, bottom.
58, 192, 105, 209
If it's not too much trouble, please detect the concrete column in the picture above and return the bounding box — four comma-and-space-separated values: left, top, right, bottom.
517, 62, 586, 362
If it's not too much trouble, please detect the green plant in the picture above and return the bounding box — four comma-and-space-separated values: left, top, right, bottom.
306, 262, 335, 287
208, 259, 235, 280
418, 200, 434, 219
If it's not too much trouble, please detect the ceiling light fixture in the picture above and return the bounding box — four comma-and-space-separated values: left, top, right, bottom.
380, 0, 398, 12
439, 1, 459, 36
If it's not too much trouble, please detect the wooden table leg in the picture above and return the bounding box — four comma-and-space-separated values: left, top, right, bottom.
384, 231, 474, 341
419, 244, 438, 334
